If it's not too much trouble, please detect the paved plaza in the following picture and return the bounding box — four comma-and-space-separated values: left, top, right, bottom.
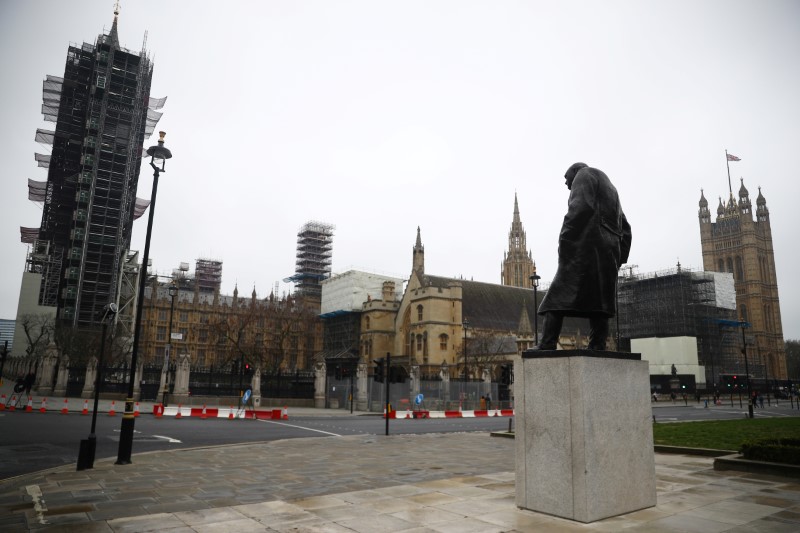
1, 427, 800, 532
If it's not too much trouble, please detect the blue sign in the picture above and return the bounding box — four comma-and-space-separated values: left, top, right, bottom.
415, 393, 424, 405
243, 389, 252, 403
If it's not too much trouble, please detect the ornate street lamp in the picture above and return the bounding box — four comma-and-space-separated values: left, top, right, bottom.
530, 265, 541, 347
117, 132, 172, 465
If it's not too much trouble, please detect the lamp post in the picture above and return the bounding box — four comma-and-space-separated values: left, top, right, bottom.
463, 318, 469, 406
117, 131, 172, 465
530, 266, 541, 347
740, 319, 754, 419
162, 283, 178, 406
0, 339, 8, 386
77, 303, 117, 470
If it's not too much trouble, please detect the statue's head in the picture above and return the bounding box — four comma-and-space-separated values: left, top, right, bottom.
564, 162, 588, 190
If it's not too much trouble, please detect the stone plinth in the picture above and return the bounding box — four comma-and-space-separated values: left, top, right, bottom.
515, 350, 656, 523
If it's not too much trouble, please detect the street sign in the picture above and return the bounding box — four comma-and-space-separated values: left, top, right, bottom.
415, 393, 424, 405
170, 332, 183, 340
242, 389, 251, 403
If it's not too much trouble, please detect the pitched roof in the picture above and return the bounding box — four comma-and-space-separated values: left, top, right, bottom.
423, 275, 537, 332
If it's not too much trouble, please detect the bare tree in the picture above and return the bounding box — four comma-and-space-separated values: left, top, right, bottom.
20, 314, 54, 359
464, 329, 515, 379
205, 295, 321, 373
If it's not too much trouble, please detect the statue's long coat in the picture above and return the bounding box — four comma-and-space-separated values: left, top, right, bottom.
538, 166, 632, 318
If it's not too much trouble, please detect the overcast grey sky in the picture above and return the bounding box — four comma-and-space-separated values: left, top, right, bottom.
1, 1, 798, 339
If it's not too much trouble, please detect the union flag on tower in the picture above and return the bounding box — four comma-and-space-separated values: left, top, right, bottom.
727, 153, 741, 161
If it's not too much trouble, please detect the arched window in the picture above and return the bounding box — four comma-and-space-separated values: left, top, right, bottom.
417, 305, 423, 321
416, 334, 423, 352
439, 334, 449, 351
735, 256, 744, 281
726, 257, 734, 274
718, 259, 724, 272
365, 316, 370, 330
740, 304, 748, 323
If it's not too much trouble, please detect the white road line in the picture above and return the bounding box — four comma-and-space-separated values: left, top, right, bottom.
152, 434, 182, 443
258, 419, 342, 437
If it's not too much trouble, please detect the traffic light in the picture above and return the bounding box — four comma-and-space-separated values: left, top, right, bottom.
244, 363, 252, 375
374, 358, 384, 383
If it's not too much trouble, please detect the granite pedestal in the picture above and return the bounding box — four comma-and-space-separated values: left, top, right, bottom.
515, 350, 656, 523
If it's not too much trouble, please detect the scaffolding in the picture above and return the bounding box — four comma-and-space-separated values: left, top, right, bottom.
22, 15, 164, 328
617, 266, 740, 387
195, 258, 223, 293
284, 221, 335, 298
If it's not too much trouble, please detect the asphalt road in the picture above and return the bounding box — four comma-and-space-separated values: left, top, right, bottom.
2, 403, 798, 481
0, 412, 512, 480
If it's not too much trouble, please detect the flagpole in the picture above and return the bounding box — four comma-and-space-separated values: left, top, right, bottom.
725, 149, 732, 197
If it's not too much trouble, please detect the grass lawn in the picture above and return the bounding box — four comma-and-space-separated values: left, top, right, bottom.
652, 416, 800, 451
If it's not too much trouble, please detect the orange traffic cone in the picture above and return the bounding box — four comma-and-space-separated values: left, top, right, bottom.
61, 398, 69, 414
228, 405, 234, 420
175, 404, 182, 419
154, 404, 163, 418
200, 404, 207, 419
25, 396, 33, 412
0, 394, 6, 411
282, 406, 288, 420
108, 400, 116, 416
81, 399, 89, 415
40, 398, 48, 413
8, 395, 17, 411
133, 402, 140, 417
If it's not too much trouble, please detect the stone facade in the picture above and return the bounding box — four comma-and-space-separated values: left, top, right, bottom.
698, 182, 787, 379
138, 280, 323, 371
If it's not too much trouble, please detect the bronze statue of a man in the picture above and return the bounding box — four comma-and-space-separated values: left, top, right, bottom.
536, 162, 632, 350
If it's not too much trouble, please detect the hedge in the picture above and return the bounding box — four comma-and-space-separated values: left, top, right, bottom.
740, 438, 800, 465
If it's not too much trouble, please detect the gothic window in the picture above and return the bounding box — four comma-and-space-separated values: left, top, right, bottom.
735, 256, 744, 281
158, 309, 167, 321
726, 258, 734, 274
199, 329, 208, 342
179, 311, 189, 322
740, 304, 748, 323
365, 316, 370, 330
416, 334, 423, 352
423, 332, 428, 358
440, 334, 448, 350
156, 326, 166, 341
718, 259, 724, 272
417, 305, 423, 321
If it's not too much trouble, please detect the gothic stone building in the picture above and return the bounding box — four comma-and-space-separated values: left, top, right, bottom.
698, 181, 787, 379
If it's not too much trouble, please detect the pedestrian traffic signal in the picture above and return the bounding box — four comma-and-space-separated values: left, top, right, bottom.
244, 363, 252, 375
374, 358, 384, 383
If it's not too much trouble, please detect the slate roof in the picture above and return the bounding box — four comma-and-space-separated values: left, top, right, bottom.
421, 274, 589, 336
423, 275, 537, 332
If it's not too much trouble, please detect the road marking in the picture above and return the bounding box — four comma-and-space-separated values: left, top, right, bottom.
26, 485, 48, 525
259, 419, 342, 437
152, 435, 182, 443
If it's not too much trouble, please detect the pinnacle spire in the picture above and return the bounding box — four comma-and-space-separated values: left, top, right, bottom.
107, 0, 121, 49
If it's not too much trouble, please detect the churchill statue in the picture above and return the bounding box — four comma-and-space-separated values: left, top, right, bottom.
535, 162, 632, 351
